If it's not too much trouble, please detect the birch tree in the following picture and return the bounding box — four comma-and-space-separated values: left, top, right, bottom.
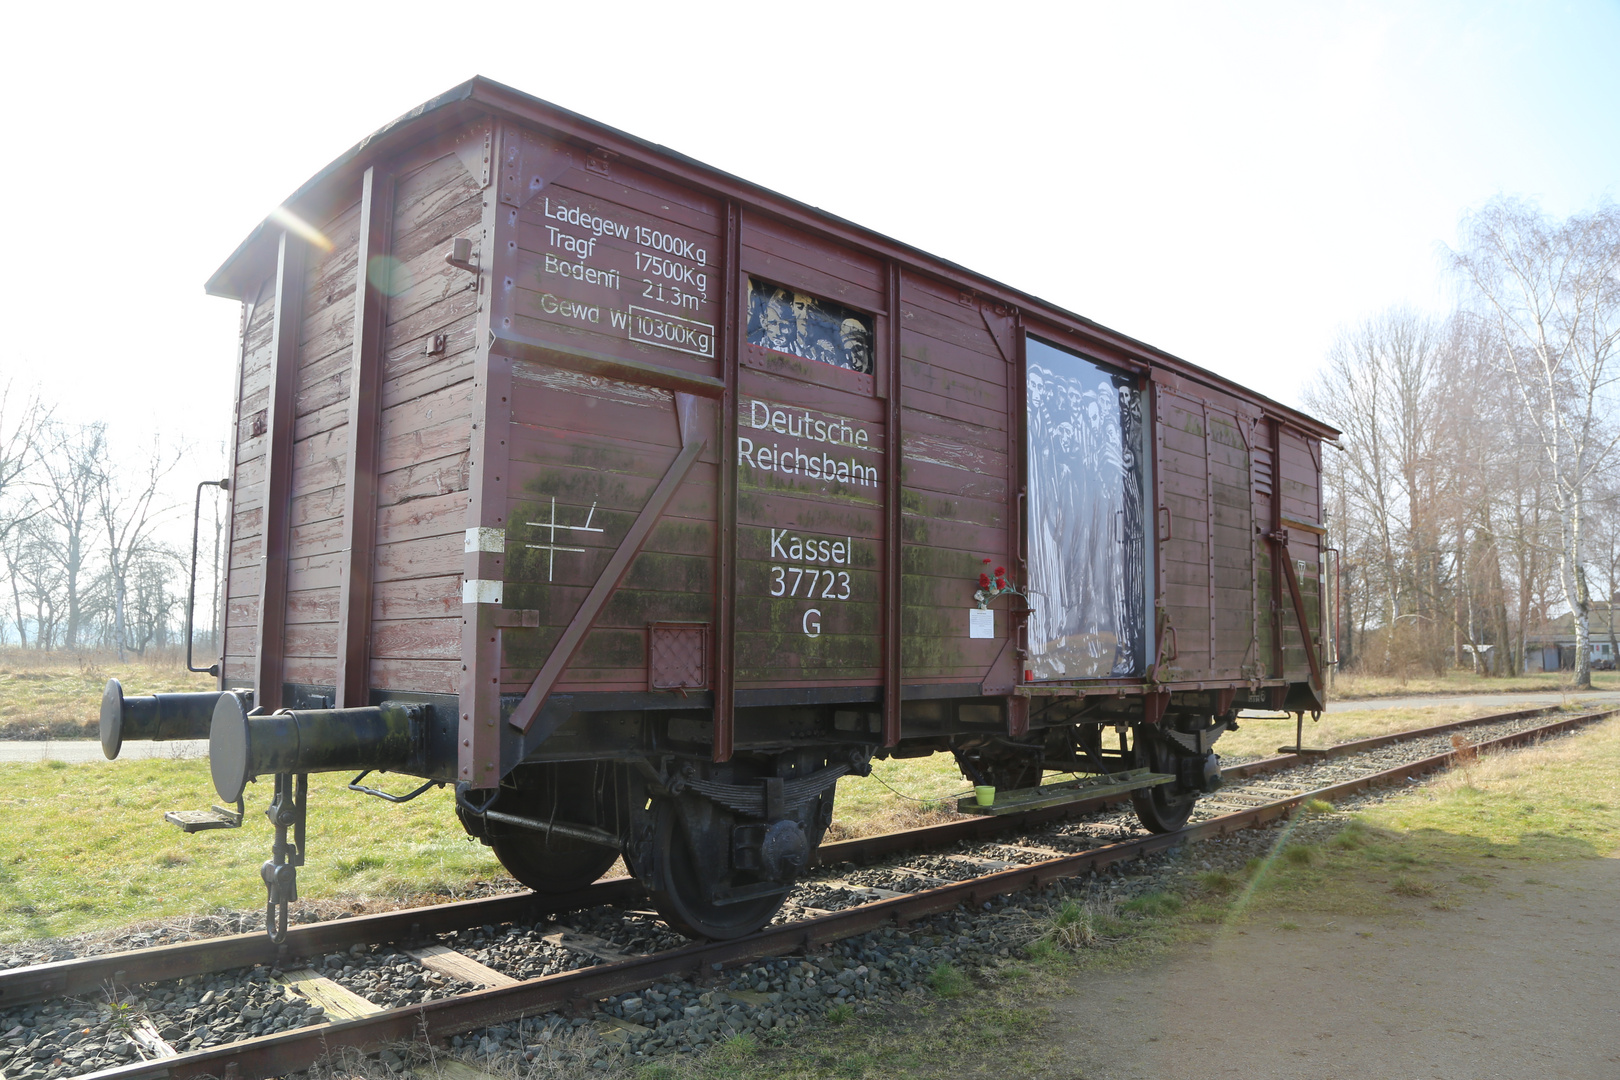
1453, 199, 1620, 688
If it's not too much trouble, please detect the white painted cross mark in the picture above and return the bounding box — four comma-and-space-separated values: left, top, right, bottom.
526, 496, 603, 581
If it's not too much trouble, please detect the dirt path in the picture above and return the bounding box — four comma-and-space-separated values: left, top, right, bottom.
1048, 856, 1620, 1079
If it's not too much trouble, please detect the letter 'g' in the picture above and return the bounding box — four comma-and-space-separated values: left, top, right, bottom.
803, 609, 822, 637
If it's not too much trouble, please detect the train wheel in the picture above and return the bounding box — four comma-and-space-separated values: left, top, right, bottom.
1128, 726, 1197, 833
462, 763, 624, 893
488, 832, 620, 894
647, 799, 788, 940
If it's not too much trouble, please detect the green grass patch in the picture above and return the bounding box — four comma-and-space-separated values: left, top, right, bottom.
1222, 716, 1620, 931
1218, 703, 1499, 763
642, 996, 1056, 1080
1119, 890, 1182, 918
927, 962, 972, 999
1389, 875, 1437, 898
1354, 714, 1620, 863
0, 758, 503, 942
1281, 843, 1319, 867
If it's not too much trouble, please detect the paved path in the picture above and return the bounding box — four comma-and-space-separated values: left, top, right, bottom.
0, 739, 207, 763
1048, 854, 1620, 1079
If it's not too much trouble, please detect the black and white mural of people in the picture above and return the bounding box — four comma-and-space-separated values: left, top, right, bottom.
1024, 337, 1147, 680
746, 278, 874, 375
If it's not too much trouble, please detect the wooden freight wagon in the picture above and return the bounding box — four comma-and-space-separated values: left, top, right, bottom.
101, 77, 1337, 940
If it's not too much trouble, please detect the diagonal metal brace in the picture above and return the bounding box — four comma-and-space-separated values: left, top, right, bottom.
1268, 529, 1325, 693
509, 439, 707, 733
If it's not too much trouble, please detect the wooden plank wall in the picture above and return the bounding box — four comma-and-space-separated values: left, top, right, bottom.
220, 130, 487, 698
896, 276, 1010, 682
279, 201, 362, 692
366, 142, 487, 695
497, 149, 722, 693
217, 117, 1325, 705
508, 132, 720, 382
501, 364, 718, 690
222, 285, 276, 685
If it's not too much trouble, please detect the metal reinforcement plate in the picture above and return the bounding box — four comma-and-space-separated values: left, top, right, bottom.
956, 768, 1176, 815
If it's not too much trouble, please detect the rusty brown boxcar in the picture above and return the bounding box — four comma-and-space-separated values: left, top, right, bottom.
100, 77, 1337, 940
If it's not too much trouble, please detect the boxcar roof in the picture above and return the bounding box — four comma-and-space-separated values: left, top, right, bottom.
207, 76, 1337, 439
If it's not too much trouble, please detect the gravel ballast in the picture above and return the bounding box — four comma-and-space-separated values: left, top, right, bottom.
0, 711, 1594, 1078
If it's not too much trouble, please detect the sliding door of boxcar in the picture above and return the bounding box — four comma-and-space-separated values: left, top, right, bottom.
1154, 385, 1254, 682
1024, 337, 1148, 681
733, 229, 887, 690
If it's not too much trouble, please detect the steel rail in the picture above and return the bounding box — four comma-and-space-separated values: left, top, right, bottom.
0, 702, 1564, 1011
73, 706, 1615, 1080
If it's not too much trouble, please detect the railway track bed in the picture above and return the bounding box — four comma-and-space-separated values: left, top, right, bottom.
0, 705, 1608, 1080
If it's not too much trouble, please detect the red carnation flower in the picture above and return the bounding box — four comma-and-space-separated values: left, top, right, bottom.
978, 573, 991, 588
995, 577, 1006, 589
982, 558, 992, 565
994, 566, 1006, 577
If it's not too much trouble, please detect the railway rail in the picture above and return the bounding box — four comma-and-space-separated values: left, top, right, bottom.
3, 704, 1607, 1080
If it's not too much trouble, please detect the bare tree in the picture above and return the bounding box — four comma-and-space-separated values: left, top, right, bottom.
1305, 308, 1449, 675
1453, 199, 1620, 688
0, 382, 49, 553
3, 517, 65, 648
95, 436, 180, 660
34, 423, 106, 650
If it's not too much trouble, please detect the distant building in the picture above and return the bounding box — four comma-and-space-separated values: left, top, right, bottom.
1522, 602, 1620, 671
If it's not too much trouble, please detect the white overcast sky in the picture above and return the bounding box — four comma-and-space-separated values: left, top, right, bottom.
2, 0, 1617, 494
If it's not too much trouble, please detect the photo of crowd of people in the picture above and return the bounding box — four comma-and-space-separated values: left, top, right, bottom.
746, 278, 874, 375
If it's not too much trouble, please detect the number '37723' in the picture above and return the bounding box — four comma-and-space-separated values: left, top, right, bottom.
770, 566, 851, 600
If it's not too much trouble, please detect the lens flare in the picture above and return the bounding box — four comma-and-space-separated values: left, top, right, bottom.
367, 255, 413, 298
268, 206, 334, 252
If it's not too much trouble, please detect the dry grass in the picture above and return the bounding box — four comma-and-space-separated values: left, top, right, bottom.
0, 647, 215, 739
824, 755, 967, 841
1329, 667, 1619, 701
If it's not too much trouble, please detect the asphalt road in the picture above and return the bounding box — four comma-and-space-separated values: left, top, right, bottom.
0, 739, 208, 763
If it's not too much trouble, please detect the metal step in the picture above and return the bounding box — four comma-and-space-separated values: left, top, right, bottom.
164, 805, 243, 832
955, 768, 1175, 816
